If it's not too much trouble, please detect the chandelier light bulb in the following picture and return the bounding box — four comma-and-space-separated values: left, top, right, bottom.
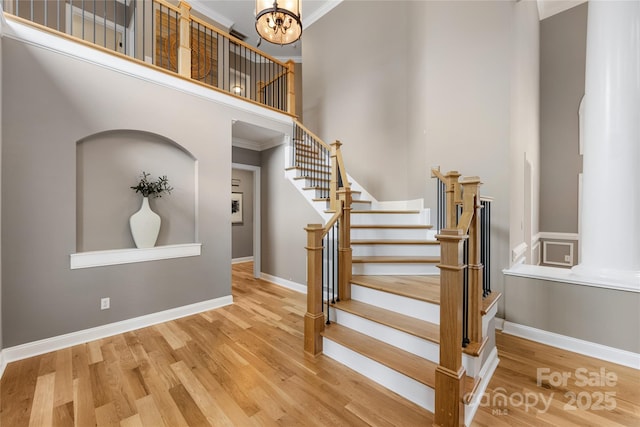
255, 0, 302, 45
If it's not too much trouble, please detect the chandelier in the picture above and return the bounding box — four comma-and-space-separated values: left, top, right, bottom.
255, 0, 302, 46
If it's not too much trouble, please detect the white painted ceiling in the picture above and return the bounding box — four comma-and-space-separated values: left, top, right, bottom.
188, 0, 342, 61
537, 0, 587, 20
191, 0, 587, 63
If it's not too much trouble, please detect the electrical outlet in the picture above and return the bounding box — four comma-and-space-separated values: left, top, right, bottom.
564, 255, 572, 263
101, 297, 110, 310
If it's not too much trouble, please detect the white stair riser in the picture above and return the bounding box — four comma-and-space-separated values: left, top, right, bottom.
330, 308, 485, 377
320, 200, 371, 211
351, 212, 426, 226
304, 188, 330, 200
294, 177, 331, 188
330, 308, 440, 364
351, 284, 439, 324
351, 228, 436, 240
352, 244, 440, 258
352, 263, 440, 275
322, 338, 435, 412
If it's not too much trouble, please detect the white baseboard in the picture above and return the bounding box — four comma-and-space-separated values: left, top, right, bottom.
0, 351, 6, 380
260, 273, 307, 294
465, 347, 500, 426
495, 317, 505, 331
1, 295, 233, 366
232, 256, 254, 264
502, 321, 640, 370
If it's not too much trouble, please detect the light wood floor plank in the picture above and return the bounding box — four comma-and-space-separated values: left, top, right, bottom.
170, 360, 237, 427
2, 262, 638, 427
29, 372, 56, 427
134, 395, 168, 427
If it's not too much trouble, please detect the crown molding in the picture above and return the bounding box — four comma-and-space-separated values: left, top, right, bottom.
303, 0, 343, 29
188, 0, 235, 29
537, 0, 587, 21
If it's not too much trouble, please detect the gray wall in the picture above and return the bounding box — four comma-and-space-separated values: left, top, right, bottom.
1, 34, 290, 347
505, 276, 640, 353
231, 168, 254, 259
77, 130, 197, 251
509, 0, 541, 265
303, 1, 410, 201
261, 144, 322, 284
232, 146, 261, 167
304, 1, 541, 315
539, 3, 587, 233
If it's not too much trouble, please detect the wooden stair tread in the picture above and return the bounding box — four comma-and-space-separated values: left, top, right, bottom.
352, 210, 421, 214
482, 292, 502, 315
331, 300, 439, 344
353, 256, 440, 263
351, 275, 440, 304
314, 198, 371, 204
294, 176, 330, 183
351, 224, 433, 230
352, 239, 439, 245
322, 324, 477, 399
463, 336, 489, 358
322, 323, 437, 388
311, 192, 362, 201
286, 166, 331, 172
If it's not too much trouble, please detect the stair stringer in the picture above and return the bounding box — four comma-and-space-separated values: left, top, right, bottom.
284, 139, 380, 221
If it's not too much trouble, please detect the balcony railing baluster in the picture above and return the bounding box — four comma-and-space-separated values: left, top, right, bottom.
2, 0, 294, 115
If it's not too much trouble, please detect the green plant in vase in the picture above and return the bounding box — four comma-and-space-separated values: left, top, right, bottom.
129, 171, 173, 248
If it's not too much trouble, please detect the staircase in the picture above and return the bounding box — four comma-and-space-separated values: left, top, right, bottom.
289, 121, 500, 426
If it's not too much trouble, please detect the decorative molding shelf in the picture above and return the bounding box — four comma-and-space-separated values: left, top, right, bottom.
70, 243, 202, 269
503, 264, 640, 293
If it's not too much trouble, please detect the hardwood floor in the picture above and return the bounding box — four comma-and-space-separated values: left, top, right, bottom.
1, 262, 639, 426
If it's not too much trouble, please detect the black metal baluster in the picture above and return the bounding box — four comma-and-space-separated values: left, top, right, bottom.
335, 220, 340, 302
324, 233, 331, 325
112, 0, 116, 53
462, 238, 470, 347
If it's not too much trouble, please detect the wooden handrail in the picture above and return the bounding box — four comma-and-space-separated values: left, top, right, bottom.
259, 68, 289, 90
322, 204, 343, 238
189, 14, 289, 69
293, 119, 332, 152
155, 0, 182, 13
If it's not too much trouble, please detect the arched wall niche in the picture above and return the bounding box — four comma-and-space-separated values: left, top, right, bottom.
76, 129, 198, 252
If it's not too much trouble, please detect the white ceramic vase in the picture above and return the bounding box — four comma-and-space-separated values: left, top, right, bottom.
129, 197, 161, 248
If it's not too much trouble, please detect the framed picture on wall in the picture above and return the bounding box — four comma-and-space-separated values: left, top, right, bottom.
231, 192, 243, 224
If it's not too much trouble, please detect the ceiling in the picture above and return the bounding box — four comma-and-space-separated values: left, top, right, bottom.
187, 1, 342, 61
188, 1, 587, 62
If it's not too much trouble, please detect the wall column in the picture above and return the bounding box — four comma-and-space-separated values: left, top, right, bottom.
573, 1, 640, 287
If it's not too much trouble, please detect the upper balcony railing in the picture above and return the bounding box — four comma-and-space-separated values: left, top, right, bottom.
1, 0, 296, 116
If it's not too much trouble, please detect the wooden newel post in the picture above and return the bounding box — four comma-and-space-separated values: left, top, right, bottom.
461, 178, 483, 347
177, 1, 192, 78
329, 140, 342, 212
444, 171, 461, 229
286, 60, 296, 116
435, 228, 467, 427
304, 224, 325, 356
338, 187, 352, 301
